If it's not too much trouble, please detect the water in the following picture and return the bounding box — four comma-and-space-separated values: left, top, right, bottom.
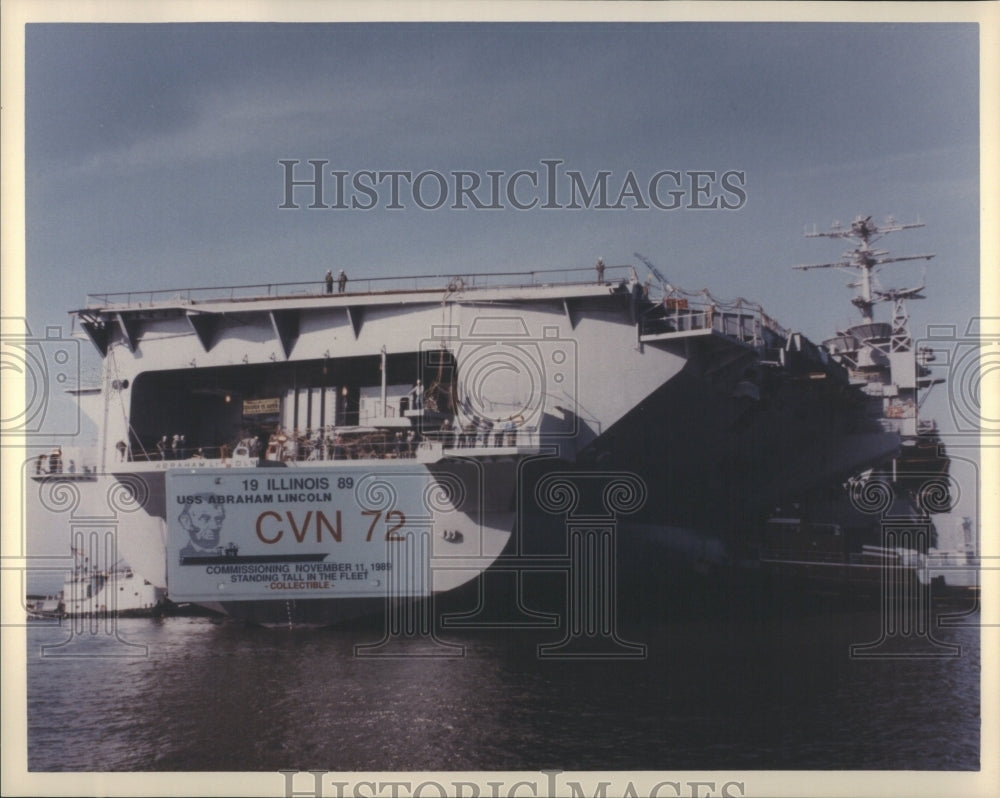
25, 602, 980, 773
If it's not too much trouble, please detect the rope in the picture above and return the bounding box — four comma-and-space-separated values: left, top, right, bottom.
108, 345, 152, 461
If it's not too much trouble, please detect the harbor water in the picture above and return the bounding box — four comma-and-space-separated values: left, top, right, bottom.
24, 598, 980, 774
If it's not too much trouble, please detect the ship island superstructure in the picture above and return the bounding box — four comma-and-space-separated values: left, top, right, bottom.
756, 216, 956, 593
795, 217, 950, 511
54, 257, 910, 624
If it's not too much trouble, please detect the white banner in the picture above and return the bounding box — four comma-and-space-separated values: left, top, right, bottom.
166, 467, 437, 602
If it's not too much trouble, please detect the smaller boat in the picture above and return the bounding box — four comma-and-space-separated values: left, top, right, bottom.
25, 593, 63, 620
926, 516, 980, 603
56, 558, 166, 618
753, 515, 928, 598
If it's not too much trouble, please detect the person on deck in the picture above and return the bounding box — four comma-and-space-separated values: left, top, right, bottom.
410, 379, 424, 411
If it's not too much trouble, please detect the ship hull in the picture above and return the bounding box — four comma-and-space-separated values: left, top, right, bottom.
61, 271, 919, 624
96, 456, 517, 625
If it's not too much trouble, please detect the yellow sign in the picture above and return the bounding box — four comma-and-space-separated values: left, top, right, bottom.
243, 398, 280, 415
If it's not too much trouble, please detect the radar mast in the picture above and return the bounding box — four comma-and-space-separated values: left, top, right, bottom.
793, 215, 934, 323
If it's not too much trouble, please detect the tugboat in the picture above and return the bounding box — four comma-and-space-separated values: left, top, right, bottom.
55, 550, 165, 618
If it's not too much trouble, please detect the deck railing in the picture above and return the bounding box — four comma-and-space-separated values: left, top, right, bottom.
639, 298, 786, 350
123, 424, 539, 465
85, 265, 634, 309
121, 427, 539, 467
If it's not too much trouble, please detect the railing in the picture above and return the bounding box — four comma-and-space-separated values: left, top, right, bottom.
431, 426, 537, 450
124, 425, 538, 466
639, 297, 784, 350
125, 441, 420, 464
760, 549, 845, 564
125, 445, 237, 463
85, 265, 635, 309
32, 454, 98, 477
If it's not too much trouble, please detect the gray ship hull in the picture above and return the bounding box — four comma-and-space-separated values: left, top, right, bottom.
53, 267, 907, 624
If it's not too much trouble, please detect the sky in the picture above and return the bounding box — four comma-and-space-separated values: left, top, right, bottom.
6, 11, 993, 559
21, 22, 981, 417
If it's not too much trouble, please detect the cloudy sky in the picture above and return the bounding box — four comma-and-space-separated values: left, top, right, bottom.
23, 21, 979, 347
7, 7, 991, 558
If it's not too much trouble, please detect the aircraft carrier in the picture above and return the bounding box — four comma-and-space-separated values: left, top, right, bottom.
35, 219, 951, 625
